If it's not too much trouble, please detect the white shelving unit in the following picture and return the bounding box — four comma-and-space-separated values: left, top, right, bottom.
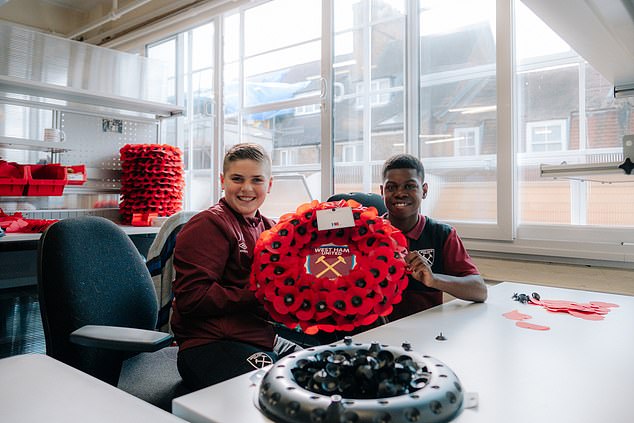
0, 21, 182, 291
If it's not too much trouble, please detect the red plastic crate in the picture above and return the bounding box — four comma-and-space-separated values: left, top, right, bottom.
65, 164, 87, 185
26, 164, 68, 196
0, 162, 28, 196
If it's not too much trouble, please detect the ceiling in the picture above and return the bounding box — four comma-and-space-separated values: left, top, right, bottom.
2, 0, 634, 90
0, 0, 211, 46
523, 0, 634, 91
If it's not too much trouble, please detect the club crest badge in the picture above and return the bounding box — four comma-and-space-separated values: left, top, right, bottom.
306, 245, 355, 279
246, 352, 274, 369
413, 248, 435, 267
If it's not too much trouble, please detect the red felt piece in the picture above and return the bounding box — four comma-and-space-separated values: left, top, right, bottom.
589, 301, 619, 308
532, 295, 621, 322
516, 321, 550, 331
568, 310, 605, 321
502, 310, 532, 321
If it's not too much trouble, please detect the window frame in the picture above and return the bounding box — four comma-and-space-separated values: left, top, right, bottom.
144, 0, 634, 264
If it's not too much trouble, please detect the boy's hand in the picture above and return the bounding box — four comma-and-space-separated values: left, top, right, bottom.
405, 251, 435, 288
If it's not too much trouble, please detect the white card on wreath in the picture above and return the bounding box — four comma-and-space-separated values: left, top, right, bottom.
316, 207, 355, 231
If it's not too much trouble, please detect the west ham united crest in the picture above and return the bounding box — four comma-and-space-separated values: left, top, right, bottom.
413, 248, 435, 267
246, 352, 274, 369
306, 245, 355, 278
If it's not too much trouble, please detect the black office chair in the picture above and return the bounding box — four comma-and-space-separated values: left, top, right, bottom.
37, 216, 184, 411
327, 192, 388, 216
146, 210, 196, 333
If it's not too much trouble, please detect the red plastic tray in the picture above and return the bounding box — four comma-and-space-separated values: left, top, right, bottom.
25, 164, 68, 196
0, 162, 28, 196
65, 164, 87, 185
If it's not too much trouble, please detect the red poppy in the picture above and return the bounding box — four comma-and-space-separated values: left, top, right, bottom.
356, 314, 378, 327
325, 289, 349, 316
313, 290, 333, 321
345, 268, 379, 291
263, 226, 294, 254
259, 261, 296, 281
331, 315, 356, 332
312, 229, 336, 246
387, 262, 408, 291
373, 296, 394, 316
257, 251, 286, 266
295, 286, 317, 322
292, 223, 312, 247
296, 201, 319, 225
271, 271, 302, 289
262, 279, 278, 301
357, 257, 389, 286
344, 199, 362, 209
272, 285, 303, 314
345, 286, 375, 315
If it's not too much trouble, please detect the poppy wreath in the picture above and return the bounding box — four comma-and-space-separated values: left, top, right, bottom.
250, 199, 409, 335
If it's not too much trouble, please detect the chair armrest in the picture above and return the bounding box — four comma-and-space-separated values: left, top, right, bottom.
70, 325, 173, 352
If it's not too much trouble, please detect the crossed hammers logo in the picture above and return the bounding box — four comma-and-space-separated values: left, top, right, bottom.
315, 255, 347, 278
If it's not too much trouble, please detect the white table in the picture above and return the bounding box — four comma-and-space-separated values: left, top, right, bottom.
0, 354, 186, 423
172, 282, 634, 423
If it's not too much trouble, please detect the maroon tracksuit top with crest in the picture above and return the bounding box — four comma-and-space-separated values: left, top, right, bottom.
171, 198, 276, 352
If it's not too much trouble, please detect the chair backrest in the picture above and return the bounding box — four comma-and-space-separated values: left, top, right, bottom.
146, 211, 197, 333
37, 216, 159, 385
327, 192, 388, 215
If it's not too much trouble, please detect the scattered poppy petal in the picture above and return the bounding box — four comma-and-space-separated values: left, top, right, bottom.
589, 301, 619, 308
502, 310, 532, 320
516, 321, 550, 330
568, 310, 605, 320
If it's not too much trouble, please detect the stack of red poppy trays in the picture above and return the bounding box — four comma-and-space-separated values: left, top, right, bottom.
119, 144, 184, 225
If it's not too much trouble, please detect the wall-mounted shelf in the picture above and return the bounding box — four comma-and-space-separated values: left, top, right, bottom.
0, 76, 183, 121
0, 135, 69, 153
540, 161, 633, 183
540, 135, 634, 183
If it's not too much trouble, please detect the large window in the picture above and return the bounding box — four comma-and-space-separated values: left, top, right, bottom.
148, 23, 216, 211
223, 0, 322, 216
332, 0, 406, 195
515, 1, 634, 231
417, 0, 499, 232
145, 0, 634, 263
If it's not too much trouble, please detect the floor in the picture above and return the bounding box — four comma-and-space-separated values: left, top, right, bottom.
0, 285, 45, 359
473, 257, 634, 296
1, 257, 632, 360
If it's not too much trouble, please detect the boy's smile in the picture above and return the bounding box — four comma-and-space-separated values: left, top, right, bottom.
221, 159, 272, 218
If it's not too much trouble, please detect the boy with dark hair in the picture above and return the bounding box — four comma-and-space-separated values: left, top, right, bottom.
171, 143, 297, 390
381, 153, 487, 321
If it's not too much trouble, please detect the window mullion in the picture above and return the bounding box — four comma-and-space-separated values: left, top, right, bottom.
496, 0, 514, 240
321, 0, 333, 201
362, 1, 372, 193
406, 0, 419, 156
213, 16, 223, 203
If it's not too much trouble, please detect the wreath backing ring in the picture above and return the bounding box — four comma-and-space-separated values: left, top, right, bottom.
250, 199, 409, 334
